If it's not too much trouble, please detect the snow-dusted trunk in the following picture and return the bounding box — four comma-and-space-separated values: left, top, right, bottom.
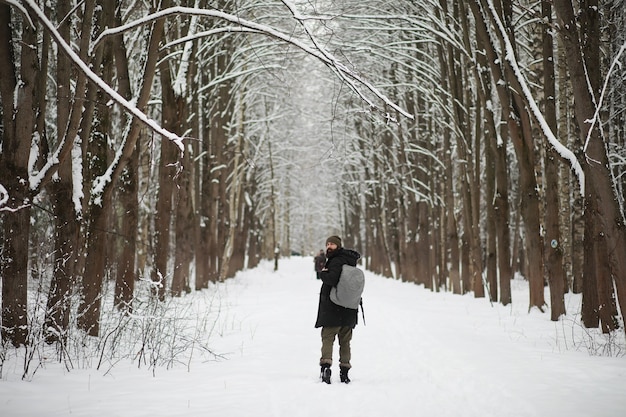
153, 136, 177, 299
485, 124, 498, 302
444, 130, 461, 294
46, 0, 79, 340
555, 36, 584, 294
394, 103, 413, 283
608, 3, 626, 213
494, 118, 512, 305
115, 148, 138, 309
220, 96, 246, 281
80, 109, 111, 336
471, 0, 545, 310
434, 4, 462, 294
78, 10, 115, 335
113, 11, 137, 309
541, 0, 567, 320
417, 97, 436, 289
80, 10, 165, 334
267, 139, 278, 271
367, 142, 394, 278
230, 98, 250, 275
195, 68, 211, 289
206, 35, 234, 280
159, 47, 193, 296
0, 5, 40, 346
474, 27, 510, 303
150, 21, 180, 298
448, 3, 483, 297
554, 0, 625, 332
245, 175, 262, 270
502, 0, 545, 311
172, 145, 194, 296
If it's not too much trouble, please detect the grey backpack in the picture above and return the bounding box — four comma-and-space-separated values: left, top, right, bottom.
330, 264, 365, 310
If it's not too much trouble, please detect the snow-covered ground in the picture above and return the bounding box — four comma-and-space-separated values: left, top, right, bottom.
1, 256, 625, 417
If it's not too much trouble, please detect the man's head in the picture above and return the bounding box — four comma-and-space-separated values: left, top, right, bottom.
325, 235, 342, 255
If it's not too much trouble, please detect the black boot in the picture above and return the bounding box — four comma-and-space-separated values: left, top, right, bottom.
339, 366, 351, 384
320, 364, 331, 384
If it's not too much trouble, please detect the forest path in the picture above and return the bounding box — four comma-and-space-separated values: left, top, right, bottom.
2, 257, 625, 417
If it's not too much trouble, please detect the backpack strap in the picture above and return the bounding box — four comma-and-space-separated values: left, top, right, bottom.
359, 298, 366, 326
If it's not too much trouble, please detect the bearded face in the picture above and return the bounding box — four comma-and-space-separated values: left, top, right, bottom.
326, 244, 338, 257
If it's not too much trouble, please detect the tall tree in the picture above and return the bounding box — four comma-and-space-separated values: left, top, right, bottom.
541, 0, 567, 320
0, 4, 39, 346
470, 0, 546, 310
79, 8, 166, 335
45, 0, 79, 341
554, 0, 625, 332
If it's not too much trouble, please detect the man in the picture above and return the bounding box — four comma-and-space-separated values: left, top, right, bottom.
314, 235, 361, 384
313, 249, 326, 279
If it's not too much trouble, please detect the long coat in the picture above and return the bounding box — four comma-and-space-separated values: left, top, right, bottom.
314, 247, 361, 328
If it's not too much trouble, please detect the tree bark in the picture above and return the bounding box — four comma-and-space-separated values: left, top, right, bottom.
542, 0, 567, 320
45, 0, 78, 341
434, 4, 461, 294
554, 0, 625, 332
78, 5, 114, 334
0, 5, 39, 346
112, 2, 137, 310
80, 11, 165, 334
472, 0, 545, 310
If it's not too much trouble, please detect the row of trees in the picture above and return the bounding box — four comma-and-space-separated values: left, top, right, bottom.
0, 0, 625, 351
0, 0, 400, 347
334, 0, 626, 331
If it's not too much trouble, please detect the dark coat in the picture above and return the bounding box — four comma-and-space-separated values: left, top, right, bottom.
314, 247, 361, 328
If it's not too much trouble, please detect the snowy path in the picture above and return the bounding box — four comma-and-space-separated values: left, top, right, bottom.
1, 256, 625, 417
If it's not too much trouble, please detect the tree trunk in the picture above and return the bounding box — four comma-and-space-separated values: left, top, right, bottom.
542, 0, 567, 320
555, 34, 576, 293
172, 145, 193, 296
78, 19, 114, 334
0, 6, 39, 346
80, 12, 165, 334
554, 0, 626, 332
495, 120, 512, 305
153, 135, 177, 298
45, 0, 77, 342
159, 51, 192, 296
485, 129, 498, 303
196, 69, 212, 288
112, 2, 136, 310
450, 2, 483, 297
433, 9, 461, 294
115, 150, 138, 309
471, 0, 545, 310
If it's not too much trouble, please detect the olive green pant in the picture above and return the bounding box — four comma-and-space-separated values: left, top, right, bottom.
320, 326, 352, 368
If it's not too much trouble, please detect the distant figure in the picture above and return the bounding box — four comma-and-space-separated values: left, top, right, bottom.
315, 235, 361, 384
313, 249, 326, 280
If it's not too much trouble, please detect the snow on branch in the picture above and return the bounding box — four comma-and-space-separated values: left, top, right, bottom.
583, 42, 626, 154
21, 0, 185, 153
484, 0, 585, 195
172, 0, 201, 97
0, 184, 9, 208
162, 27, 261, 50
3, 0, 34, 28
0, 183, 30, 212
92, 5, 413, 121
